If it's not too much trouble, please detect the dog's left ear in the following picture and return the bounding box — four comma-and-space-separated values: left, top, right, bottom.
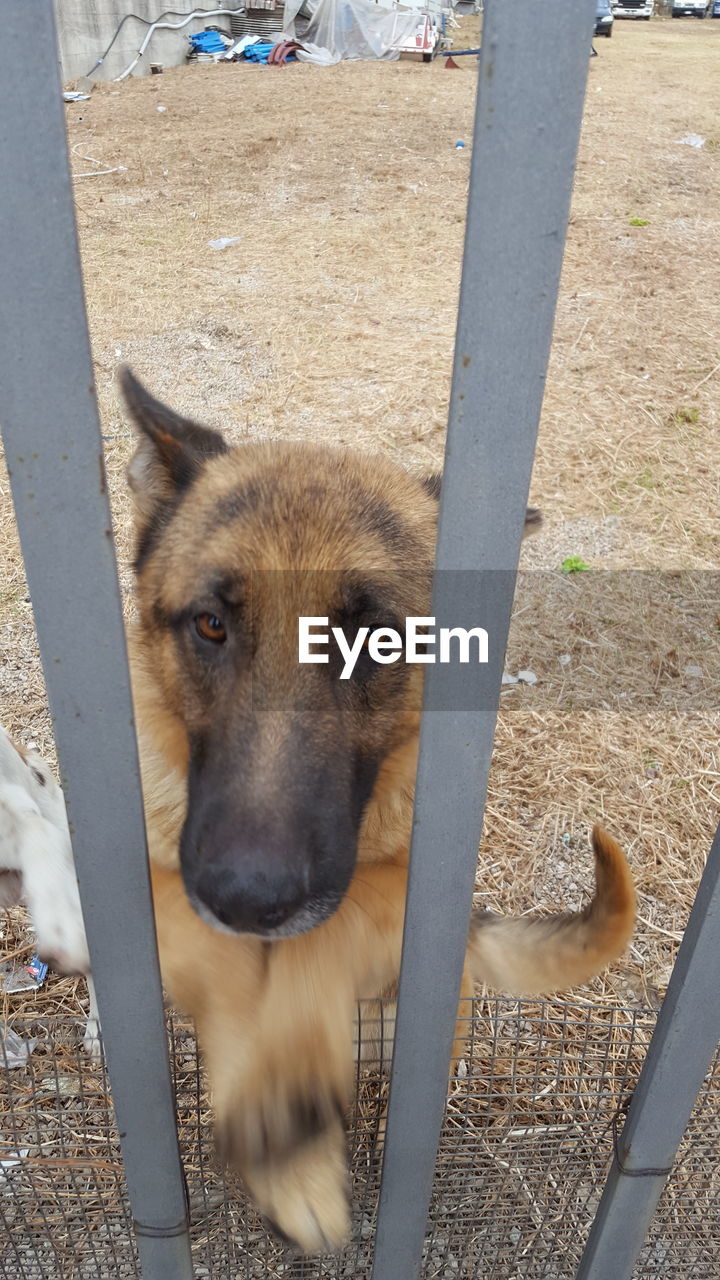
421, 472, 542, 537
421, 473, 442, 501
523, 506, 543, 536
119, 366, 228, 518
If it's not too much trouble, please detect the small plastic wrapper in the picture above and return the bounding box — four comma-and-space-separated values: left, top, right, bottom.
0, 1026, 38, 1070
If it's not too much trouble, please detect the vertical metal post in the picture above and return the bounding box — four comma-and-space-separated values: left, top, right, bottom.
0, 4, 193, 1278
371, 2, 595, 1278
575, 821, 720, 1280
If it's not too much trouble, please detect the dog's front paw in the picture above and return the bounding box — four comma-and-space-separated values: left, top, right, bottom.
243, 1120, 351, 1254
222, 1073, 346, 1169
32, 909, 90, 978
82, 1017, 102, 1063
216, 1072, 351, 1254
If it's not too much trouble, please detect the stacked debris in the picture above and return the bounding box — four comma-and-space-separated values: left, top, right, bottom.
243, 39, 300, 63
184, 23, 299, 68
186, 0, 453, 70
186, 28, 235, 62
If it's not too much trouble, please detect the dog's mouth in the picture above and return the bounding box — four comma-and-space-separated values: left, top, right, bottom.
186, 890, 344, 940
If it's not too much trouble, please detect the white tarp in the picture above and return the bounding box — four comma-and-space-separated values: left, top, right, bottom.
283, 0, 421, 62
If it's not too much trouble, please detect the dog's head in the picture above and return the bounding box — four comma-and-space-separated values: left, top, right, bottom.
121, 369, 540, 939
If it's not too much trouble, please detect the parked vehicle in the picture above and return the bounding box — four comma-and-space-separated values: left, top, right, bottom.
671, 1, 707, 15
708, 0, 720, 14
596, 0, 614, 36
612, 1, 654, 18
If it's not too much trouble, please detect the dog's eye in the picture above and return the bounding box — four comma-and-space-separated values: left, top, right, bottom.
195, 613, 226, 644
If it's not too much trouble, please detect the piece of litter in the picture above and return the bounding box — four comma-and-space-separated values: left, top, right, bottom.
63, 91, 90, 102
502, 670, 537, 686
38, 1074, 83, 1098
454, 140, 465, 149
208, 237, 241, 251
156, 105, 167, 113
70, 142, 127, 179
1, 1026, 38, 1070
0, 1149, 30, 1183
676, 134, 705, 149
0, 953, 48, 994
683, 665, 703, 679
558, 653, 572, 667
26, 954, 48, 984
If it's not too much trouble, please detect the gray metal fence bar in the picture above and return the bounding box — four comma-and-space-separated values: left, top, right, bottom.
575, 820, 720, 1280
371, 2, 596, 1277
0, 4, 193, 1278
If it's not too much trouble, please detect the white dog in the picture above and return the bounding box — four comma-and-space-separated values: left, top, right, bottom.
0, 725, 100, 1058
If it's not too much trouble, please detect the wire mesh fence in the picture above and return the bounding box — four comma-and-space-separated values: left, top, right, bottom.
1, 998, 717, 1280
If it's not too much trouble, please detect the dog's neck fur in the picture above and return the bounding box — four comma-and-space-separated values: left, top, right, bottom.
130, 631, 418, 875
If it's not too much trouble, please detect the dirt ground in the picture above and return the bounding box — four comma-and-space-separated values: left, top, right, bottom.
1, 16, 719, 1021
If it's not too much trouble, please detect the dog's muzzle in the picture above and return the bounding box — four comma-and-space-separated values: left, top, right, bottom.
188, 884, 343, 939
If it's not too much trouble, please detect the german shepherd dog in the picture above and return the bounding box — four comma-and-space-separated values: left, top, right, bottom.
120, 369, 635, 1254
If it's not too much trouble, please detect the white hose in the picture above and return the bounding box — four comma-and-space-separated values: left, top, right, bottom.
113, 8, 245, 81
71, 144, 127, 178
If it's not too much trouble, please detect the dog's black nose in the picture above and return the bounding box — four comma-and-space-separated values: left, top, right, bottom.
193, 863, 306, 935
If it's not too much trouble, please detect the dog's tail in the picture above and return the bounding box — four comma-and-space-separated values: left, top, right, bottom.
468, 825, 635, 996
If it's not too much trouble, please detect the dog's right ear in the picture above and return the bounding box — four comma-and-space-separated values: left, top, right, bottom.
120, 366, 229, 518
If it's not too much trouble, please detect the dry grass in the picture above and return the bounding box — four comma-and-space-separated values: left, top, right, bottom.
1, 19, 719, 1031
2, 1002, 718, 1277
